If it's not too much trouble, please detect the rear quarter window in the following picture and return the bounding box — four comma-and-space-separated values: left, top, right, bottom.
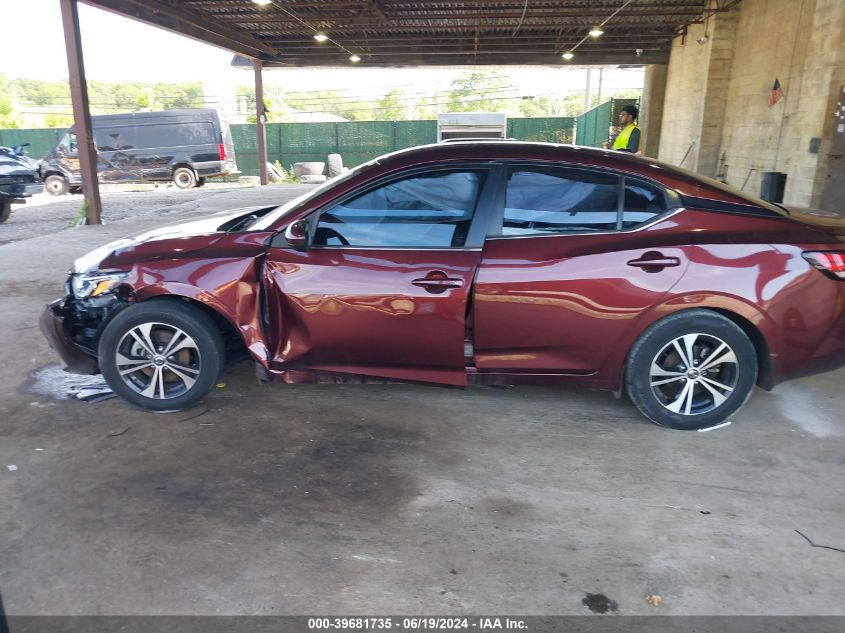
623, 178, 670, 228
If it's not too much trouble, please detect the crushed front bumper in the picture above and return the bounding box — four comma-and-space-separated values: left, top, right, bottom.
39, 299, 99, 375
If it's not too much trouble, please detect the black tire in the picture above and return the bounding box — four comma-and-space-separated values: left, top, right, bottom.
172, 167, 198, 189
625, 310, 757, 430
0, 201, 10, 223
197, 176, 207, 187
69, 186, 82, 195
44, 174, 69, 196
98, 299, 225, 412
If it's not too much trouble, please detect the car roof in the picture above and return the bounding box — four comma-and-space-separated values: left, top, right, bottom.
368, 142, 783, 214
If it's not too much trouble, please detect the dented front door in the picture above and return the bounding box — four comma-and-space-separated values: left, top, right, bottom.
262, 167, 493, 386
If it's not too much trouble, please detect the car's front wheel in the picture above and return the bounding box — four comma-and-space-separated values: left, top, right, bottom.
98, 300, 224, 411
625, 310, 757, 430
0, 201, 11, 223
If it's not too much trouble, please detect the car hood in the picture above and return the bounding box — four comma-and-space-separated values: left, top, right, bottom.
73, 206, 274, 273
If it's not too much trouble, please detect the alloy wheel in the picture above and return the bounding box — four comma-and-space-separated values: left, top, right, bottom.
649, 333, 739, 416
115, 322, 202, 400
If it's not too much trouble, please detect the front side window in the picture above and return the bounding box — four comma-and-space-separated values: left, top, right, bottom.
502, 168, 619, 235
314, 170, 485, 248
58, 133, 78, 154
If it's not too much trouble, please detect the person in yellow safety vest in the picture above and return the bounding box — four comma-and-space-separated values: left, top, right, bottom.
604, 105, 641, 153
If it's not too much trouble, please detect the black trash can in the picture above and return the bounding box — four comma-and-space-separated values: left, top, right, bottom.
761, 171, 787, 203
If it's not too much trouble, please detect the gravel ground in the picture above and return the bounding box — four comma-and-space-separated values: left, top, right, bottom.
0, 183, 312, 246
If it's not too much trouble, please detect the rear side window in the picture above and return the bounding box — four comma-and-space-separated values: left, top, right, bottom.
315, 170, 485, 248
96, 122, 215, 151
140, 122, 216, 148
624, 178, 668, 228
95, 128, 137, 151
503, 168, 619, 235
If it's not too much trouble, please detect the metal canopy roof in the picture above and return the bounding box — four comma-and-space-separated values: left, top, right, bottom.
80, 0, 721, 67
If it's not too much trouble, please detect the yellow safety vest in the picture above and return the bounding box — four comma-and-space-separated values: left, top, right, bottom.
612, 123, 638, 150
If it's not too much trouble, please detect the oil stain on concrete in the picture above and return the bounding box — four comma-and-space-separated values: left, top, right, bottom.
582, 593, 618, 614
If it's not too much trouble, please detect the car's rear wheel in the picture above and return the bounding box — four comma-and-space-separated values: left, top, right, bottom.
98, 300, 224, 411
625, 310, 757, 430
172, 167, 197, 189
0, 201, 11, 223
45, 174, 69, 196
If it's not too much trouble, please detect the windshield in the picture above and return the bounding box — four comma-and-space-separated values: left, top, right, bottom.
249, 160, 376, 231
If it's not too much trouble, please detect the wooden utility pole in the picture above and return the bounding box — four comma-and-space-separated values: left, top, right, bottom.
59, 0, 102, 224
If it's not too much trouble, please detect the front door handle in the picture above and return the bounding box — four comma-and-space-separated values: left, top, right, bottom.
627, 251, 681, 272
412, 271, 464, 293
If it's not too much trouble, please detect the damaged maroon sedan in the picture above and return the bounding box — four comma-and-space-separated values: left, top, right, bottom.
40, 142, 845, 429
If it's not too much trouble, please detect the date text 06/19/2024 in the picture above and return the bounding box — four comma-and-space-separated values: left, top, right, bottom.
307, 618, 528, 630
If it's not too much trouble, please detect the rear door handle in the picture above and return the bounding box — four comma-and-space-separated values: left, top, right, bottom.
627, 252, 681, 271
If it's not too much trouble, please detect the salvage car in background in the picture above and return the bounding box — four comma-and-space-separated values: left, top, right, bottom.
0, 143, 43, 223
38, 108, 238, 195
41, 142, 845, 429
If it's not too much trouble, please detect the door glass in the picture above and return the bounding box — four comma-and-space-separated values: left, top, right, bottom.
623, 178, 668, 228
94, 128, 129, 151
314, 170, 485, 248
59, 133, 78, 155
503, 168, 619, 235
94, 128, 137, 151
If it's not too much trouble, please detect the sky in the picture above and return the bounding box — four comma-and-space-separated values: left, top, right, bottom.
2, 0, 644, 101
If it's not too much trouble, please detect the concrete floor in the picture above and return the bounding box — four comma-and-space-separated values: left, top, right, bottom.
0, 186, 843, 616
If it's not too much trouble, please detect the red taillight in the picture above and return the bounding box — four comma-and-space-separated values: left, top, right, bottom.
803, 251, 845, 280
218, 143, 227, 161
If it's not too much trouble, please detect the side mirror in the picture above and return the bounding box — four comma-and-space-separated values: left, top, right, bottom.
284, 219, 309, 251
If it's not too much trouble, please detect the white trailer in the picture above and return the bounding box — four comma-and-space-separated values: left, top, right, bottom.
437, 112, 507, 142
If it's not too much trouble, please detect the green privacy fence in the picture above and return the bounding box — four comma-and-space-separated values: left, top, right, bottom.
508, 117, 574, 144
230, 121, 431, 177
231, 117, 575, 176
575, 98, 641, 148
0, 127, 64, 161
1, 116, 577, 176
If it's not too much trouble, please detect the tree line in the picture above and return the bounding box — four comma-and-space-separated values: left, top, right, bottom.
0, 70, 640, 129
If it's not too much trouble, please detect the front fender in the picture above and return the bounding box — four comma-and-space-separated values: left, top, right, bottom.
132, 274, 270, 366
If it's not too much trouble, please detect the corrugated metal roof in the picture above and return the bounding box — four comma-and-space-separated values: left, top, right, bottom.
82, 0, 726, 66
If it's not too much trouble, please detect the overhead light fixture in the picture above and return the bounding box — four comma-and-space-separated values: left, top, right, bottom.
561, 51, 575, 60
349, 54, 361, 62
252, 0, 272, 5
589, 26, 604, 37
314, 32, 328, 42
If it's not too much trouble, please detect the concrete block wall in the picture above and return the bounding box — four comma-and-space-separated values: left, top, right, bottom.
658, 0, 845, 208
659, 21, 712, 171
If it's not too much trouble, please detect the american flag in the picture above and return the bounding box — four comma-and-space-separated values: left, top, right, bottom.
768, 78, 784, 108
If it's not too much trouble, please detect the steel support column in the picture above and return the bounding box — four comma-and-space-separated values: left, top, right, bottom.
254, 58, 268, 186
59, 0, 102, 224
584, 68, 593, 112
